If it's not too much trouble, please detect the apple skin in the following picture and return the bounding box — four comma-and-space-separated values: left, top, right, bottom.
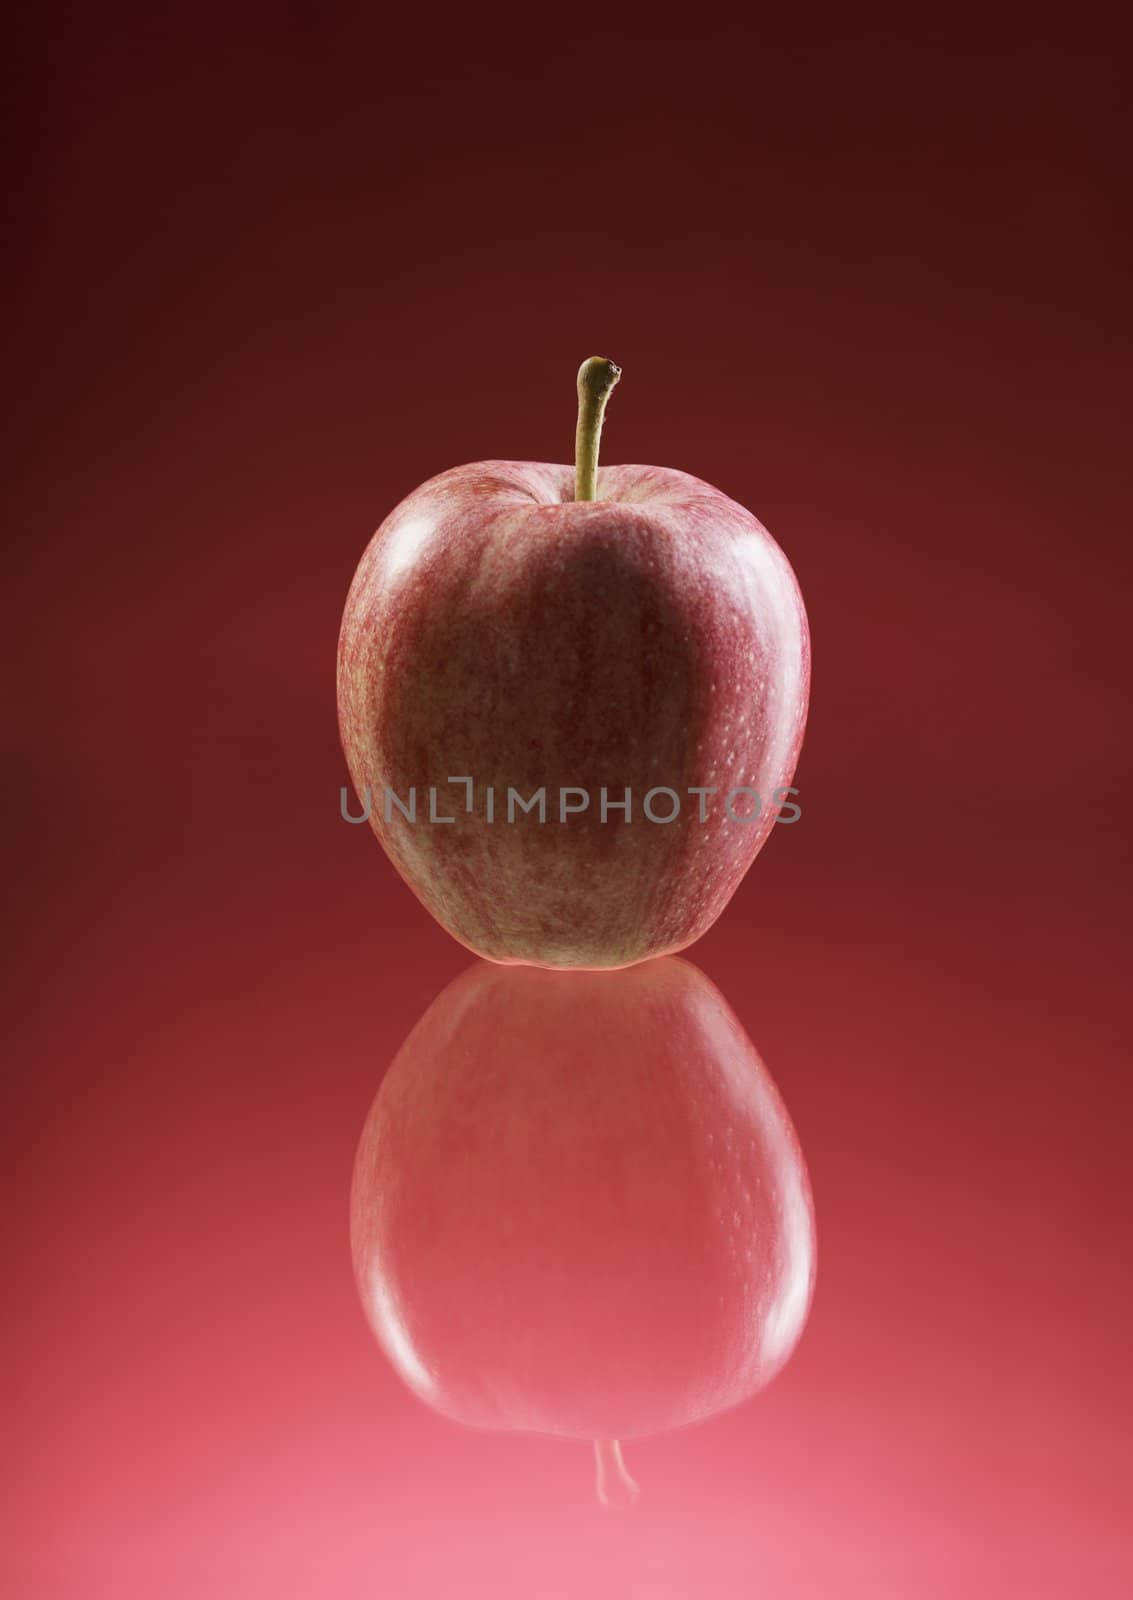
350, 956, 815, 1443
338, 461, 809, 968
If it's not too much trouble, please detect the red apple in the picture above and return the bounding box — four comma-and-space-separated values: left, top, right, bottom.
338, 359, 809, 968
350, 956, 815, 1490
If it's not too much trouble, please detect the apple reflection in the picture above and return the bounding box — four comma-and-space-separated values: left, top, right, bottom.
350, 956, 815, 1499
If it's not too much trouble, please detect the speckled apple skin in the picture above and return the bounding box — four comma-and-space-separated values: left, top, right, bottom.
337, 461, 809, 968
350, 957, 816, 1441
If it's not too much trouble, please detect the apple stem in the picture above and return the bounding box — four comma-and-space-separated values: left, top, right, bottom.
575, 357, 622, 502
593, 1438, 640, 1509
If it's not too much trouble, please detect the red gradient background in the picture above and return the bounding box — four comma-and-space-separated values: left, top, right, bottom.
6, 7, 1131, 1597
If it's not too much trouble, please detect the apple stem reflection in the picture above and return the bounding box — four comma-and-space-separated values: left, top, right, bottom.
594, 1439, 640, 1510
